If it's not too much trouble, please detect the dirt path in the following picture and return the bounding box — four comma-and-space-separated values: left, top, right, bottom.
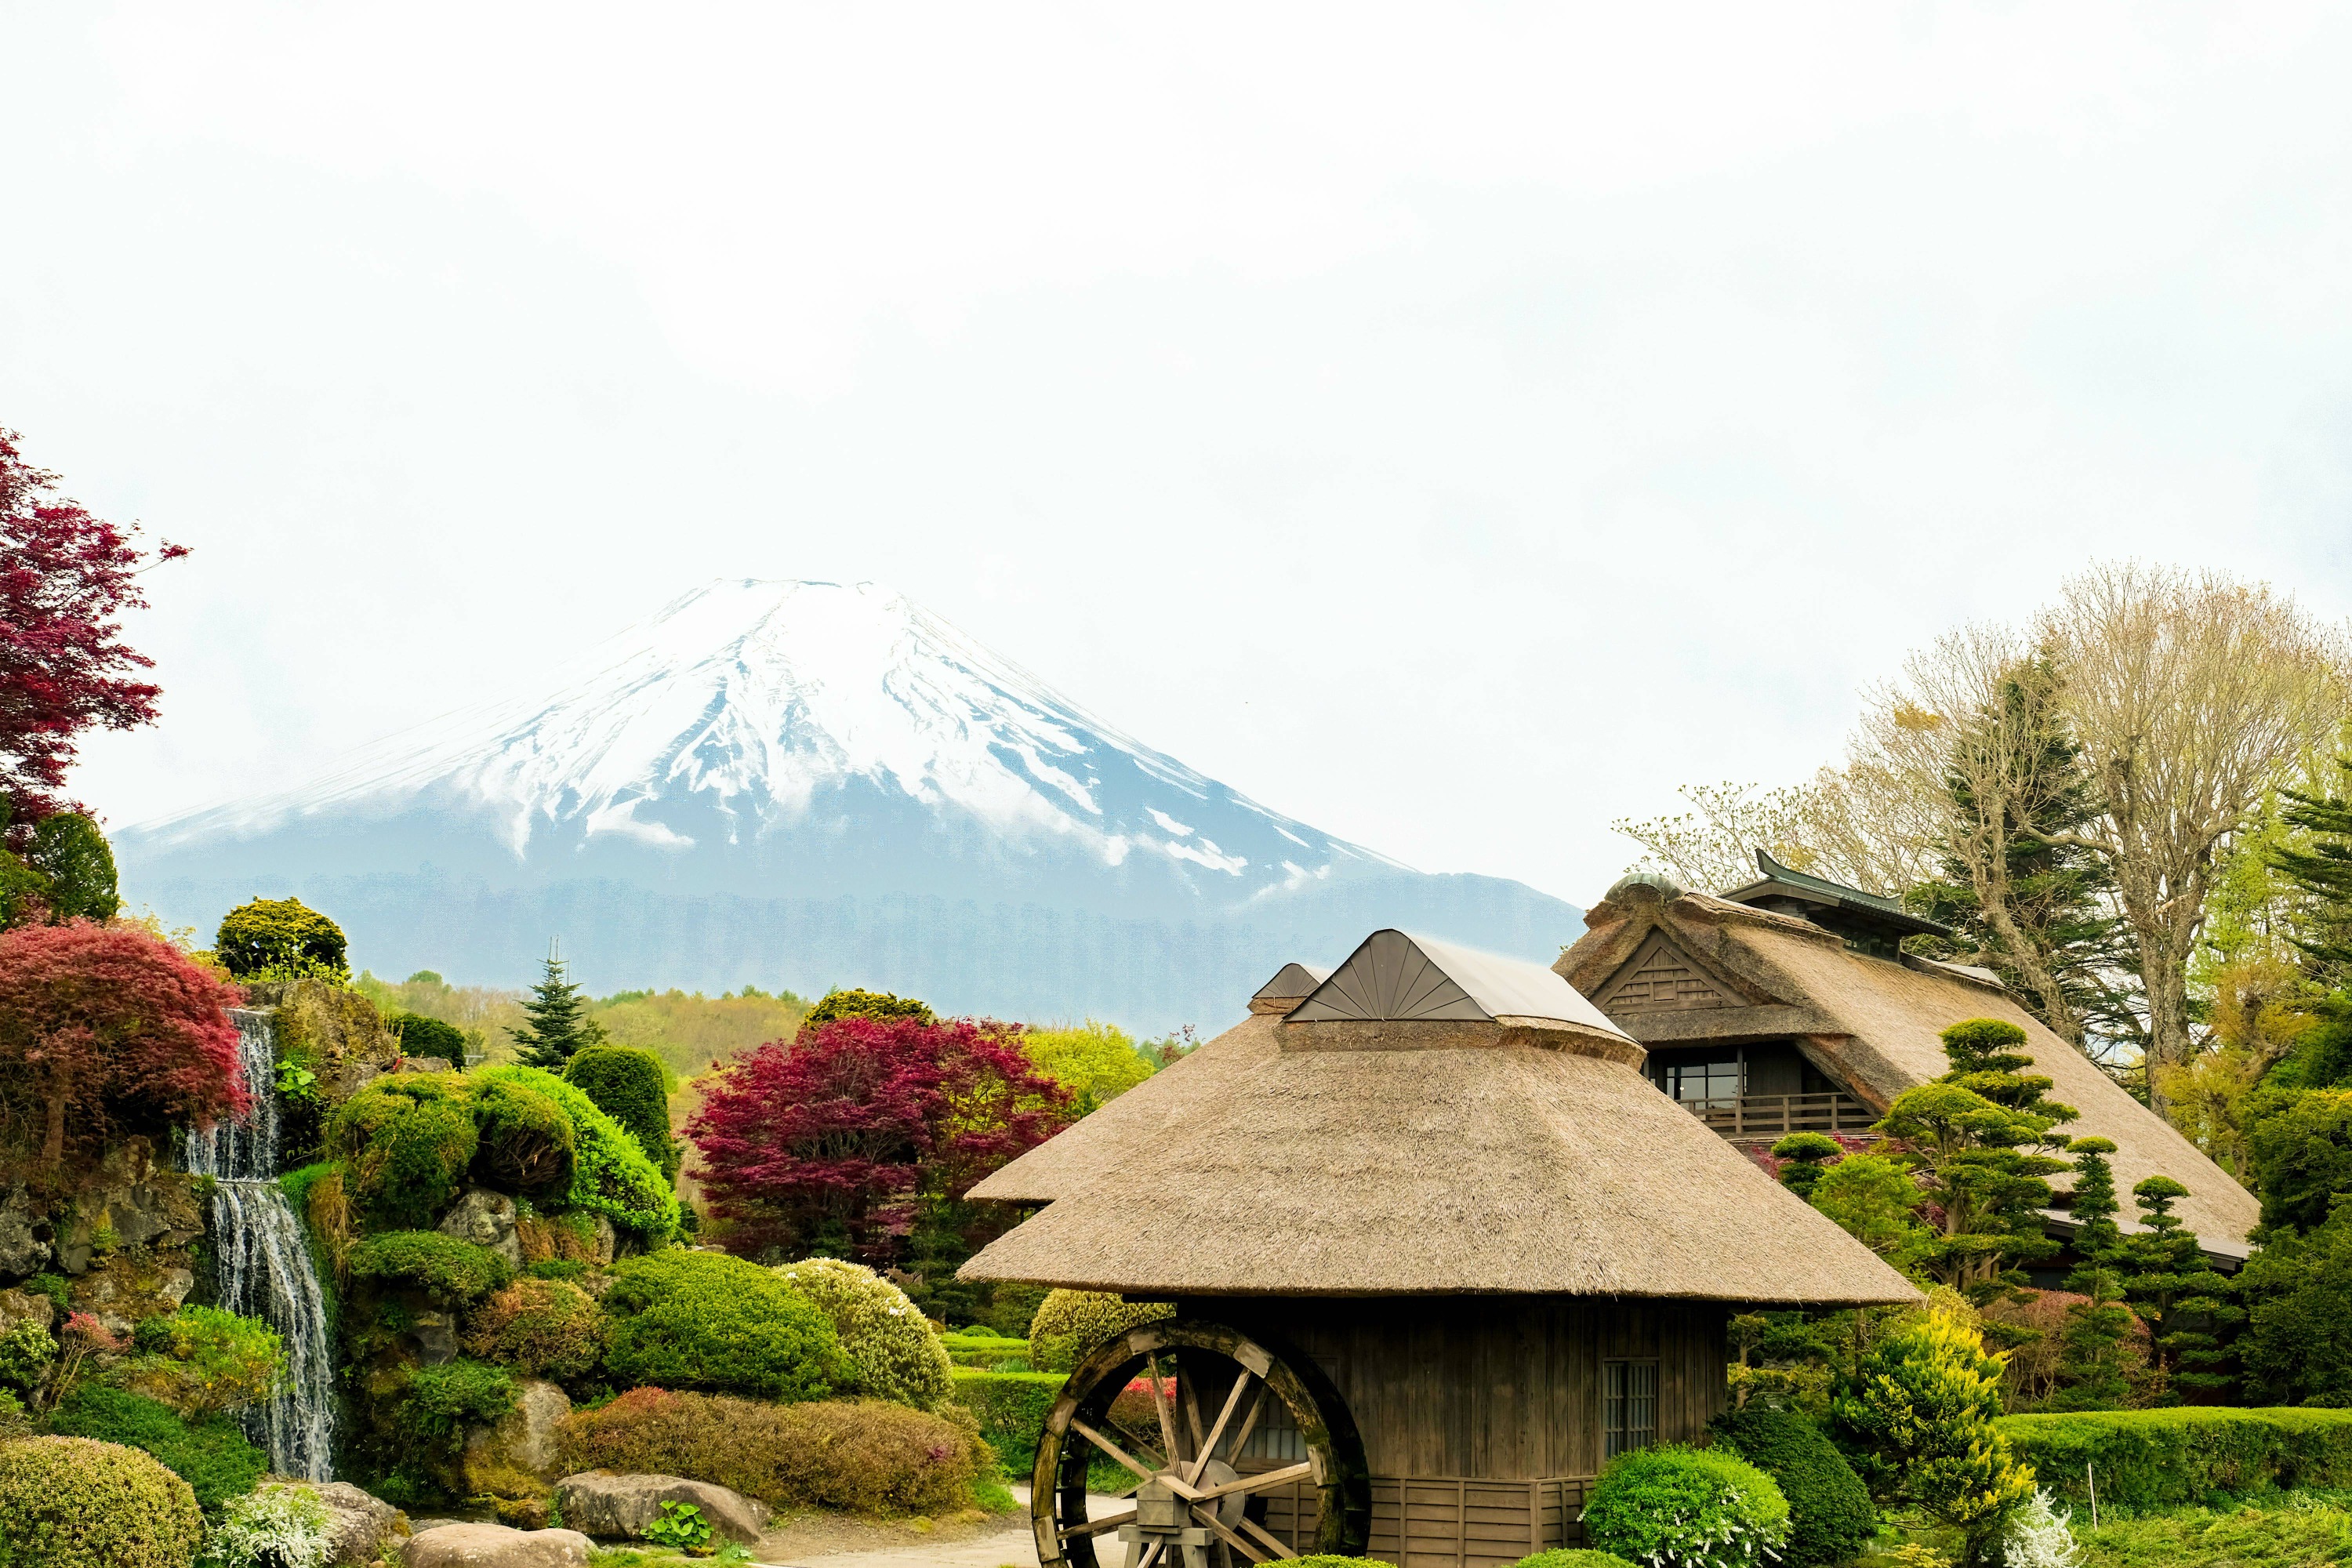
748, 1486, 1123, 1568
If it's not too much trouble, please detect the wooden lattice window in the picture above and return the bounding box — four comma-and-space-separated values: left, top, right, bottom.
1603, 1359, 1658, 1458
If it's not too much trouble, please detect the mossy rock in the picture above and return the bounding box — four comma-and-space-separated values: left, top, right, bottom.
244, 979, 403, 1102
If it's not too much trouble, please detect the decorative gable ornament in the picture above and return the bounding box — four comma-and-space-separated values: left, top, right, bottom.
1595, 930, 1735, 1014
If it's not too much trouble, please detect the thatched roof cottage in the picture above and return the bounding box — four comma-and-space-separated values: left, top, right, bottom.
1557, 856, 2261, 1265
963, 928, 1918, 1566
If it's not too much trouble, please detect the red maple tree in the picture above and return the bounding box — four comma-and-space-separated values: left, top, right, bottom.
0, 921, 247, 1171
0, 429, 187, 819
687, 1014, 1069, 1260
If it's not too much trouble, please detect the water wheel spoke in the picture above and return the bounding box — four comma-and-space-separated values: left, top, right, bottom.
1070, 1418, 1159, 1483
1186, 1370, 1255, 1484
1192, 1504, 1274, 1565
1147, 1354, 1184, 1467
1237, 1515, 1297, 1561
1180, 1363, 1207, 1459
1105, 1420, 1170, 1474
1225, 1381, 1268, 1462
1192, 1461, 1315, 1501
1056, 1507, 1138, 1540
1135, 1541, 1167, 1568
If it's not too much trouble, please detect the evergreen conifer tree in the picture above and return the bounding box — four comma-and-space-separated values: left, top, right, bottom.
2271, 753, 2352, 989
2047, 1136, 2133, 1410
2115, 1174, 2241, 1402
508, 942, 608, 1071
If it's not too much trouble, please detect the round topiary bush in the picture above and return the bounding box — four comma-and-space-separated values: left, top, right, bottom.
477, 1065, 678, 1240
1581, 1445, 1791, 1568
1711, 1405, 1876, 1568
0, 1435, 205, 1568
347, 1230, 513, 1305
603, 1248, 849, 1400
467, 1074, 575, 1196
212, 896, 348, 984
1028, 1289, 1176, 1372
327, 1076, 478, 1229
565, 1045, 677, 1178
463, 1277, 608, 1383
389, 1012, 470, 1064
773, 1257, 953, 1410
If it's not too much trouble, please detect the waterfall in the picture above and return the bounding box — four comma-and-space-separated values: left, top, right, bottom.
185, 1008, 336, 1481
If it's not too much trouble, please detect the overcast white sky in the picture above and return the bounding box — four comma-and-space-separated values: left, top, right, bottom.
9, 2, 2352, 906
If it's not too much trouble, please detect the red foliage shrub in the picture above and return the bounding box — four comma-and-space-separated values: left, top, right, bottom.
687, 1015, 1069, 1259
0, 922, 245, 1167
0, 430, 186, 818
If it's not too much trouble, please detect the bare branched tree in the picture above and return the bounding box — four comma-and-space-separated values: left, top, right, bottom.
1613, 780, 1820, 894
2034, 563, 2348, 1112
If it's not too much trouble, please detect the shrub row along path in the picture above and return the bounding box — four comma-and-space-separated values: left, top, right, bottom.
750, 1485, 1125, 1568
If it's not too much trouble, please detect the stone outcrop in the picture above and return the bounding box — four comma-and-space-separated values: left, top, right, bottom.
401, 1523, 590, 1567
438, 1189, 524, 1271
0, 1286, 53, 1334
243, 978, 405, 1102
554, 1471, 772, 1545
464, 1379, 572, 1483
48, 1138, 204, 1276
0, 1187, 48, 1278
266, 1480, 411, 1566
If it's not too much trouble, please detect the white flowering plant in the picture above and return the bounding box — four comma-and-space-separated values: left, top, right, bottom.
198, 1484, 333, 1568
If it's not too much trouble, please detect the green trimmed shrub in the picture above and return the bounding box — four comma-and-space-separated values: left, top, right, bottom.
388, 1013, 469, 1064
45, 1385, 267, 1512
554, 1386, 991, 1514
0, 1319, 52, 1392
1028, 1290, 1175, 1372
1996, 1406, 2352, 1508
1512, 1555, 1635, 1568
1710, 1406, 1875, 1568
213, 897, 347, 985
602, 1249, 846, 1400
389, 1359, 517, 1453
1288, 1559, 1400, 1567
565, 1045, 677, 1178
1581, 1445, 1791, 1568
951, 1368, 1066, 1475
326, 1076, 477, 1229
347, 1231, 512, 1305
463, 1278, 608, 1382
775, 1258, 953, 1411
806, 989, 934, 1025
198, 1484, 333, 1568
0, 1435, 205, 1568
477, 1065, 677, 1239
467, 1074, 574, 1196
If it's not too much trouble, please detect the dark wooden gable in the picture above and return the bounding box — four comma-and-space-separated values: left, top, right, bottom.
1593, 930, 1738, 1014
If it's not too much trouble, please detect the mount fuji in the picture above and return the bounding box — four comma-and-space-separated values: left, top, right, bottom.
117, 580, 1582, 1030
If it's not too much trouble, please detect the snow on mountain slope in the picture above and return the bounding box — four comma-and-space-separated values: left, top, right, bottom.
118, 579, 1581, 1027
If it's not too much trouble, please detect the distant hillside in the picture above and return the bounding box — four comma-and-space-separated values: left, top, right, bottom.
119, 580, 1583, 1033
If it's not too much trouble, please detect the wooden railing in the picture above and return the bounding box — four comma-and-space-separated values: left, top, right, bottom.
1682, 1091, 1877, 1138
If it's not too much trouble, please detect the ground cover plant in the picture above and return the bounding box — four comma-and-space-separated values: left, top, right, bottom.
44, 1385, 268, 1512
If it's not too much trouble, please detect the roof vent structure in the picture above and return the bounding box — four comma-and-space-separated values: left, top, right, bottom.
1249, 961, 1331, 1015
1290, 929, 1632, 1040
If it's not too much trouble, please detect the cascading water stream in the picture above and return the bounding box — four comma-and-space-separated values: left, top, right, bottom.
185, 1008, 336, 1480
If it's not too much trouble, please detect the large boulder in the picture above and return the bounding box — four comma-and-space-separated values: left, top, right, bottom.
244, 978, 405, 1103
464, 1378, 572, 1483
401, 1523, 590, 1567
438, 1189, 524, 1272
266, 1479, 411, 1566
0, 1185, 49, 1279
554, 1471, 771, 1545
51, 1138, 203, 1275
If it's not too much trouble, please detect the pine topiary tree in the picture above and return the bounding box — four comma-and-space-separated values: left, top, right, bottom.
2115, 1174, 2241, 1402
804, 988, 935, 1028
212, 896, 348, 983
2046, 1136, 2134, 1410
507, 942, 607, 1071
1769, 1133, 1842, 1200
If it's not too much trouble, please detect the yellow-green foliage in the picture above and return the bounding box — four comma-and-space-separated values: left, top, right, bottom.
603, 1250, 847, 1400
1836, 1300, 2034, 1540
0, 1436, 204, 1568
1020, 1020, 1156, 1110
1027, 1290, 1175, 1373
2074, 1495, 2352, 1567
593, 989, 808, 1080
950, 1368, 1065, 1474
468, 1074, 575, 1196
555, 1386, 991, 1515
213, 897, 349, 985
566, 1046, 676, 1179
1997, 1407, 2352, 1508
463, 1278, 608, 1383
773, 1258, 953, 1411
326, 1076, 477, 1229
478, 1065, 677, 1239
347, 1231, 512, 1306
120, 1306, 285, 1420
1581, 1446, 1790, 1568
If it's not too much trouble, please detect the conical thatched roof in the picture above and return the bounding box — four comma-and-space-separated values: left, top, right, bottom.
962, 933, 1920, 1305
1558, 883, 2261, 1260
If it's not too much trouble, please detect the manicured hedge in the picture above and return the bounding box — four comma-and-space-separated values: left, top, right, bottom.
953, 1369, 1065, 1475
1995, 1407, 2352, 1508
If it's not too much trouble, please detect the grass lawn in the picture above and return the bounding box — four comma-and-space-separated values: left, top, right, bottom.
2074, 1495, 2352, 1567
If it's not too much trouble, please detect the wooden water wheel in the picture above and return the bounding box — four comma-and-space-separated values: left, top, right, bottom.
1033, 1318, 1370, 1568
